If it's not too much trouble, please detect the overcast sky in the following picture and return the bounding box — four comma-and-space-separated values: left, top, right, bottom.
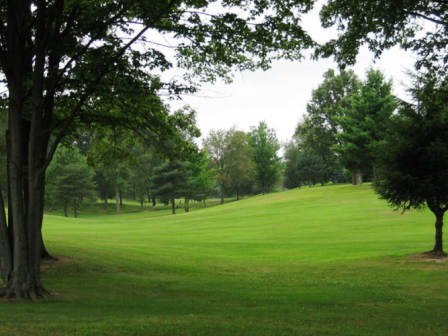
161, 1, 418, 149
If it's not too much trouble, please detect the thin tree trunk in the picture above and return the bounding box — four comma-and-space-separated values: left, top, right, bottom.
220, 184, 224, 204
308, 178, 312, 187
172, 198, 175, 214
74, 200, 77, 218
203, 198, 206, 207
152, 196, 156, 207
236, 187, 240, 200
119, 189, 122, 205
64, 203, 68, 217
116, 187, 120, 214
185, 197, 189, 212
140, 199, 143, 210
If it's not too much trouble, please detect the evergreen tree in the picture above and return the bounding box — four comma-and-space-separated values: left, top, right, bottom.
335, 68, 396, 184
46, 147, 96, 218
374, 71, 448, 254
149, 161, 195, 215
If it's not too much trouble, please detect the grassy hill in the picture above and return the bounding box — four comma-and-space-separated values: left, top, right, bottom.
1, 184, 447, 335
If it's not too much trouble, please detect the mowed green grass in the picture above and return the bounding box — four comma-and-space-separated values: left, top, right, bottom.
1, 183, 447, 335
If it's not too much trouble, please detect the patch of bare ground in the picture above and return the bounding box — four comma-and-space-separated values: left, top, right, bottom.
40, 254, 80, 271
407, 251, 448, 262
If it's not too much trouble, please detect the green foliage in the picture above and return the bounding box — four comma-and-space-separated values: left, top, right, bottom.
149, 161, 196, 213
203, 127, 255, 201
248, 121, 281, 194
374, 73, 448, 212
295, 151, 327, 187
315, 0, 448, 73
335, 68, 396, 178
46, 147, 97, 217
296, 69, 360, 178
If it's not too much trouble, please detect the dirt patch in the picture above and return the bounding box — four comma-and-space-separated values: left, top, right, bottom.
40, 255, 82, 271
407, 251, 448, 261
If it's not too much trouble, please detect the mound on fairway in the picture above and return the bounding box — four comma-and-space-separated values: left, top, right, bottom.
1, 184, 447, 336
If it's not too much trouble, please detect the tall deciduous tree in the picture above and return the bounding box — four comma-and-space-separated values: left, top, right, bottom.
374, 72, 448, 254
296, 69, 360, 183
248, 122, 281, 194
203, 128, 250, 204
0, 0, 315, 298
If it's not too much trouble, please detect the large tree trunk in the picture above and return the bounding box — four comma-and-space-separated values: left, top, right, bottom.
433, 212, 444, 253
356, 169, 363, 185
350, 168, 356, 185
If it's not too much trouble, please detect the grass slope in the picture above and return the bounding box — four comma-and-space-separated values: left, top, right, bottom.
1, 184, 447, 335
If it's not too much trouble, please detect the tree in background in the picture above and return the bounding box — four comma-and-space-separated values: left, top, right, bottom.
204, 128, 248, 203
46, 147, 96, 218
295, 152, 327, 187
296, 69, 360, 184
335, 68, 396, 184
248, 122, 281, 194
282, 136, 302, 189
188, 151, 216, 209
374, 72, 448, 254
149, 161, 195, 215
228, 132, 255, 200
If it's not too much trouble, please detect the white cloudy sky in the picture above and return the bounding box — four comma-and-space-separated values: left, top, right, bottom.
159, 1, 419, 148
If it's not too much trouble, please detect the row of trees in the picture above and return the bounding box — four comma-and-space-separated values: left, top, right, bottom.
44, 120, 283, 217
284, 67, 395, 188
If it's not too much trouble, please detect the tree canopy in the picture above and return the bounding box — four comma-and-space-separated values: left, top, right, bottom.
0, 0, 317, 299
315, 0, 448, 73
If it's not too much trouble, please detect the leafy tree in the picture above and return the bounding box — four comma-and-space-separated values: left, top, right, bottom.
203, 127, 249, 204
46, 147, 96, 218
296, 69, 360, 183
283, 136, 302, 189
374, 72, 448, 254
0, 0, 315, 298
335, 68, 396, 184
295, 152, 327, 187
248, 122, 281, 194
149, 161, 195, 215
315, 0, 448, 73
188, 151, 216, 208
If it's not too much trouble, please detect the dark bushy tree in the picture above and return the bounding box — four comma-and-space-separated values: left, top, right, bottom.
149, 161, 195, 215
374, 72, 448, 255
295, 152, 327, 187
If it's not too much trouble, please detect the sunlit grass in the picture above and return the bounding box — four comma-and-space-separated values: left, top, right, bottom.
1, 183, 447, 335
